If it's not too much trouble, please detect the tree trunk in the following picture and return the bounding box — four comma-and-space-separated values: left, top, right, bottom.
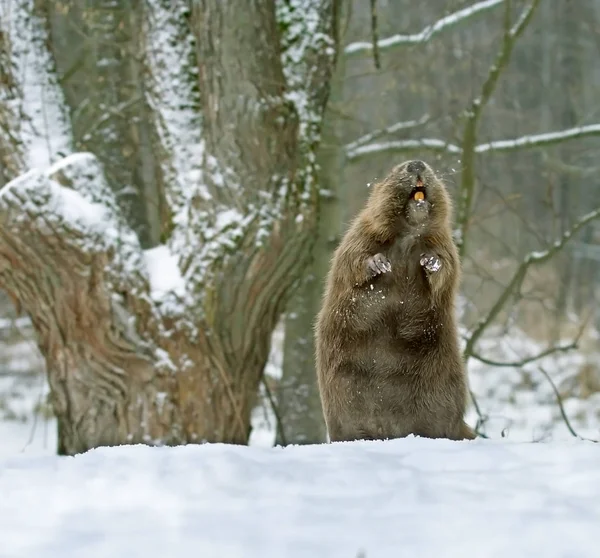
0, 0, 340, 455
276, 50, 347, 445
552, 2, 583, 339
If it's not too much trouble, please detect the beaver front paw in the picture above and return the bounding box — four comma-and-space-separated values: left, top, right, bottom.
367, 253, 392, 277
420, 253, 442, 273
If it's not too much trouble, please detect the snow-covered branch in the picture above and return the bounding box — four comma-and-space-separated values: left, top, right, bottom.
346, 124, 600, 161
463, 205, 600, 361
346, 137, 459, 160
476, 125, 600, 153
345, 0, 505, 56
344, 114, 430, 154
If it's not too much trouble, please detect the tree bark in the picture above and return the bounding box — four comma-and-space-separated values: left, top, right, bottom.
0, 0, 340, 455
0, 26, 25, 186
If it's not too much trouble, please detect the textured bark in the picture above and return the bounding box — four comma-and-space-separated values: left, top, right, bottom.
0, 1, 339, 454
0, 25, 26, 185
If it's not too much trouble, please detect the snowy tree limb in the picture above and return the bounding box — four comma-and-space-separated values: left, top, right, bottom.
344, 0, 505, 56
344, 114, 430, 154
463, 205, 600, 362
456, 0, 541, 259
346, 137, 458, 160
0, 154, 168, 454
346, 124, 600, 161
476, 124, 600, 153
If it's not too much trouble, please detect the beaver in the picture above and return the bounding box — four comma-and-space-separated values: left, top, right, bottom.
315, 159, 475, 442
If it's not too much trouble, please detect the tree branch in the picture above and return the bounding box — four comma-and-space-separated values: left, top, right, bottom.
538, 367, 598, 443
476, 124, 600, 153
344, 114, 430, 153
346, 137, 459, 160
345, 124, 600, 161
463, 205, 600, 362
456, 0, 541, 259
344, 0, 506, 57
0, 155, 170, 453
471, 342, 577, 368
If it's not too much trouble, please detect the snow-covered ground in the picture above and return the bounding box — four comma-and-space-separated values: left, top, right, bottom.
1, 437, 599, 558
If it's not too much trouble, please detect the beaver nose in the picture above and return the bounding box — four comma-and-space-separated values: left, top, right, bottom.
406, 160, 426, 175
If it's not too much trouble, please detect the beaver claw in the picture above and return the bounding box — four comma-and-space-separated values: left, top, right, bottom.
420, 253, 441, 273
367, 253, 392, 276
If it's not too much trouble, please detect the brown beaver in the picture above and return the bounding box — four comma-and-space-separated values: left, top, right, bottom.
315, 159, 475, 442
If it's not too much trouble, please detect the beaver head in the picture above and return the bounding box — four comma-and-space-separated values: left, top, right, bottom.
363, 160, 452, 239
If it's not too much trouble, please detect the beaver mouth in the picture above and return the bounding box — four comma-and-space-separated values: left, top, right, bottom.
410, 176, 426, 201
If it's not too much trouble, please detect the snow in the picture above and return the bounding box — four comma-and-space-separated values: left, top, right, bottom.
1, 437, 599, 557
143, 246, 186, 300
345, 0, 505, 55
143, 0, 207, 239
0, 165, 118, 245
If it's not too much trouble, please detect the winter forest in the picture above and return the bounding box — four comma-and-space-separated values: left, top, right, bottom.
1, 0, 599, 556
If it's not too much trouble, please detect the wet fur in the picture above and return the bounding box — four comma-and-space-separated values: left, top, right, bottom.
315, 160, 475, 442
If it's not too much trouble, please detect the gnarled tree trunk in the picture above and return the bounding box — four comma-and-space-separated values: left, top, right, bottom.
0, 0, 340, 455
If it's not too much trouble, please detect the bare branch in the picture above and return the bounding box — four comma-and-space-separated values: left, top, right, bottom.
456, 0, 541, 259
344, 0, 506, 57
261, 377, 287, 446
463, 205, 600, 362
538, 367, 598, 443
471, 343, 578, 368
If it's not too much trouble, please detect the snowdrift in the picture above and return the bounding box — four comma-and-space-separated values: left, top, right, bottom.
1, 437, 598, 558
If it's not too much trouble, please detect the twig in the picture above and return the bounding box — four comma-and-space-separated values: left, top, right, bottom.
369, 0, 380, 70
344, 0, 506, 56
538, 367, 598, 443
262, 376, 287, 446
